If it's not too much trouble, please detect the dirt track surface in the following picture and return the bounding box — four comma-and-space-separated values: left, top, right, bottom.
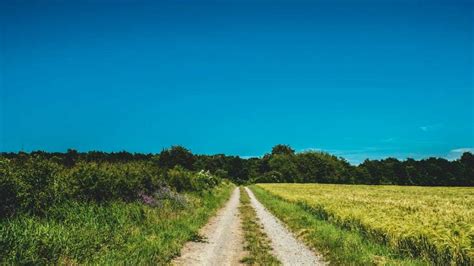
173, 187, 244, 266
245, 187, 325, 266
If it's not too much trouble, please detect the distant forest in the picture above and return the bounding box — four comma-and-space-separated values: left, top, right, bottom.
2, 145, 472, 186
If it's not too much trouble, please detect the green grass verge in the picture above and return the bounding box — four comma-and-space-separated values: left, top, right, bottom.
239, 187, 281, 265
250, 185, 429, 266
0, 182, 234, 265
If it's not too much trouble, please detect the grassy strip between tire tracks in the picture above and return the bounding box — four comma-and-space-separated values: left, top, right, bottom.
250, 185, 428, 266
239, 187, 281, 265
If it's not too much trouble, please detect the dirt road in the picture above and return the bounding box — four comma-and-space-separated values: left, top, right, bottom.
245, 187, 325, 265
174, 187, 324, 266
173, 187, 244, 266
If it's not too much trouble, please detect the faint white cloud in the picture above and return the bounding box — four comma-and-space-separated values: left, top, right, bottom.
298, 147, 370, 156
419, 123, 443, 132
451, 148, 474, 153
380, 137, 396, 143
298, 147, 322, 153
447, 147, 474, 160
240, 155, 261, 159
298, 147, 387, 165
256, 145, 474, 165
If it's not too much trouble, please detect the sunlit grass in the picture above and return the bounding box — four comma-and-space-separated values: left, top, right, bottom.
250, 185, 429, 265
256, 183, 473, 265
0, 183, 234, 264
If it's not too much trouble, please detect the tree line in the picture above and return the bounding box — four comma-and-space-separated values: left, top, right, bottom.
2, 144, 473, 187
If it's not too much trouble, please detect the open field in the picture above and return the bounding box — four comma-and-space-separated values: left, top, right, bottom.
255, 184, 474, 265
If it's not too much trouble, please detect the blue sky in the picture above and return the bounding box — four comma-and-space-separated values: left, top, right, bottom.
1, 0, 473, 163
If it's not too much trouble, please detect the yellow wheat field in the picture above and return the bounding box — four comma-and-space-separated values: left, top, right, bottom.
257, 183, 474, 265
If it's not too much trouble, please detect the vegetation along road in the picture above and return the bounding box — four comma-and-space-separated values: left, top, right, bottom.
245, 187, 325, 265
174, 187, 323, 265
173, 187, 244, 265
2, 147, 472, 264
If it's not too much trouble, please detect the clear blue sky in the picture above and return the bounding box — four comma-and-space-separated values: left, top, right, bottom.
1, 0, 473, 163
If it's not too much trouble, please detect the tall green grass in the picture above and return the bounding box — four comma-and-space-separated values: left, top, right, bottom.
0, 183, 234, 264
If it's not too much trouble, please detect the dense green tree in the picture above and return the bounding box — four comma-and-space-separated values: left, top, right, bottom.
460, 152, 474, 186
271, 144, 295, 156
158, 146, 195, 170
64, 149, 79, 167
253, 170, 283, 183
268, 154, 297, 182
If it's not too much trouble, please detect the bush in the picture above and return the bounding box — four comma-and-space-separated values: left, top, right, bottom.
0, 158, 19, 217
0, 154, 221, 217
195, 170, 220, 188
166, 166, 220, 192
166, 166, 196, 192
14, 157, 64, 215
253, 170, 283, 183
105, 162, 157, 201
66, 161, 159, 202
66, 162, 114, 201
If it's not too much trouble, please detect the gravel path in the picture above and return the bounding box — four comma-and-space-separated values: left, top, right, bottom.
245, 187, 325, 266
173, 187, 244, 266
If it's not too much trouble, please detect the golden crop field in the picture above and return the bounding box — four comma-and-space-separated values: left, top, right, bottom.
257, 183, 474, 265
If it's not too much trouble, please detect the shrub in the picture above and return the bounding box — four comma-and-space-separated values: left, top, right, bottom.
66, 162, 114, 202
254, 170, 283, 183
14, 157, 64, 215
0, 157, 67, 216
166, 166, 220, 192
0, 155, 220, 216
105, 162, 156, 201
195, 170, 220, 189
166, 166, 196, 192
66, 161, 159, 202
0, 158, 19, 217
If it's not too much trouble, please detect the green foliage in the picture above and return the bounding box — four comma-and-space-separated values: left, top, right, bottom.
253, 170, 283, 183
3, 144, 471, 186
166, 166, 221, 192
251, 145, 473, 186
0, 154, 221, 218
0, 156, 65, 216
271, 144, 295, 156
259, 149, 355, 184
294, 152, 353, 183
0, 183, 234, 265
66, 161, 157, 202
268, 154, 298, 182
0, 159, 19, 217
167, 166, 198, 192
158, 145, 195, 170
